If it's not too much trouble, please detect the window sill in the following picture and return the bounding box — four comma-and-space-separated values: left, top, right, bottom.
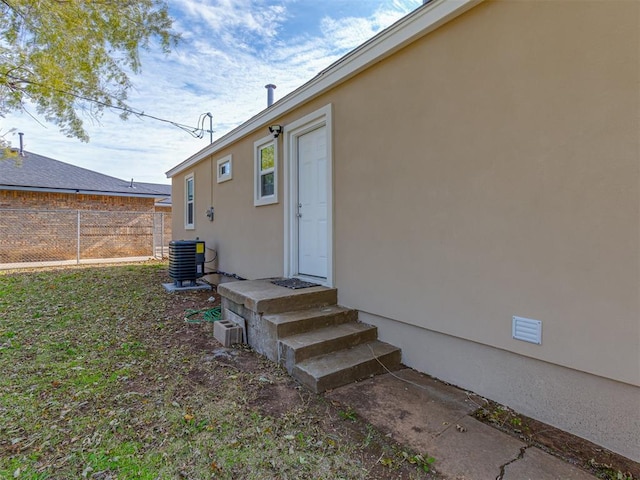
254, 197, 278, 207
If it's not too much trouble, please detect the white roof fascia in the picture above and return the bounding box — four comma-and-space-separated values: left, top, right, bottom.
166, 0, 482, 179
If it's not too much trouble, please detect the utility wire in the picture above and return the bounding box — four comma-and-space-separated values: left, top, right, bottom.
1, 71, 209, 138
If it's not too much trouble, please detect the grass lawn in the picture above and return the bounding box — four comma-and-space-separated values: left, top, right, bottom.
0, 263, 435, 479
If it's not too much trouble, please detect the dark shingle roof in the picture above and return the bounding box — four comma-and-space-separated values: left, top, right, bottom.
0, 151, 171, 199
136, 182, 172, 206
135, 182, 172, 197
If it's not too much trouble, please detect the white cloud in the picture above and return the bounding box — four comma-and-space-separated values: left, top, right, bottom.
319, 16, 378, 51
174, 0, 288, 44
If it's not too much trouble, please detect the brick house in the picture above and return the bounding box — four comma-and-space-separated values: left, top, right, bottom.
0, 151, 171, 264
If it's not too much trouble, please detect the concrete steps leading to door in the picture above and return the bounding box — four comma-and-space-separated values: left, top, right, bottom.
219, 279, 402, 393
292, 341, 401, 393
263, 305, 357, 338
279, 321, 378, 373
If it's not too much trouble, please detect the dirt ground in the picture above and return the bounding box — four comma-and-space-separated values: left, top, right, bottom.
164, 275, 638, 480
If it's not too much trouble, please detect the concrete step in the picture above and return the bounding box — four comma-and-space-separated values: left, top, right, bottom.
264, 305, 357, 339
218, 279, 337, 315
279, 322, 378, 373
292, 341, 402, 393
218, 279, 403, 395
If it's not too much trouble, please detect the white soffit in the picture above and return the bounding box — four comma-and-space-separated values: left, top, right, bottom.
166, 0, 483, 179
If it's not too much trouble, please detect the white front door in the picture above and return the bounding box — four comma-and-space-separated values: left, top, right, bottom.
284, 104, 333, 286
297, 125, 328, 279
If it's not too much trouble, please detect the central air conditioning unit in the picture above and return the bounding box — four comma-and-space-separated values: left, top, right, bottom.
169, 239, 206, 287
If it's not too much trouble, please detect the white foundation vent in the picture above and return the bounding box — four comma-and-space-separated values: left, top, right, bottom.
512, 316, 542, 344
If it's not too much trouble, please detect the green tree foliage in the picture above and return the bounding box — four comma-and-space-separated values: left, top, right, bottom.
0, 128, 17, 157
0, 0, 178, 141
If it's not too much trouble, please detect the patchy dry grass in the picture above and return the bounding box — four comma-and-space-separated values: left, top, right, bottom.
0, 263, 434, 480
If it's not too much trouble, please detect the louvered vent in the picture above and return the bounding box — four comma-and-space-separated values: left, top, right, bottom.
512, 316, 542, 344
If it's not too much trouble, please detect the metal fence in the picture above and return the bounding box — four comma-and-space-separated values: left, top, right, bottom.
0, 209, 171, 266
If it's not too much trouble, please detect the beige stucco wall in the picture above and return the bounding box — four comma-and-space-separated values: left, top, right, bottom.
330, 0, 639, 387
171, 97, 335, 277
171, 0, 639, 459
172, 135, 285, 279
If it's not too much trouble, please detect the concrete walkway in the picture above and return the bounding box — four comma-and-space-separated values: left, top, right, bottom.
327, 368, 596, 480
0, 256, 154, 270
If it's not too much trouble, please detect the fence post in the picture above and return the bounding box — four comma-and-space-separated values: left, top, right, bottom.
76, 210, 81, 264
161, 213, 165, 259
152, 212, 157, 259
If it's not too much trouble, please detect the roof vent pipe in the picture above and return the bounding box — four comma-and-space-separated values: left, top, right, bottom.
265, 84, 276, 107
18, 132, 24, 156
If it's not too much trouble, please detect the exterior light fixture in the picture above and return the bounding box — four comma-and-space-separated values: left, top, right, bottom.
268, 125, 283, 138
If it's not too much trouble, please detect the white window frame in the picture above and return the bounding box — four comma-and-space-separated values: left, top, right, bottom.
185, 173, 195, 229
254, 135, 278, 206
216, 154, 232, 183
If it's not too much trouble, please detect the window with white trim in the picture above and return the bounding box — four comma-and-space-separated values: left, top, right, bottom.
216, 154, 232, 183
185, 174, 195, 229
254, 136, 278, 206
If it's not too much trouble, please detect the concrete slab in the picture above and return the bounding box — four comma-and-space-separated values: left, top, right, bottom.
326, 368, 599, 479
502, 446, 596, 480
1, 256, 153, 270
218, 279, 336, 314
327, 369, 477, 444
162, 281, 212, 293
428, 416, 525, 480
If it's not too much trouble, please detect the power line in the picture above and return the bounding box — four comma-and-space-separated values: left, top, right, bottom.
1, 71, 211, 138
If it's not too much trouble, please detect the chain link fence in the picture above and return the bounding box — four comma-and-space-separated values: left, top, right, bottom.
0, 209, 171, 267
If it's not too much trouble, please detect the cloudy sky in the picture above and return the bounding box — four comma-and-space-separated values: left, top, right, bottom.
2, 0, 421, 185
